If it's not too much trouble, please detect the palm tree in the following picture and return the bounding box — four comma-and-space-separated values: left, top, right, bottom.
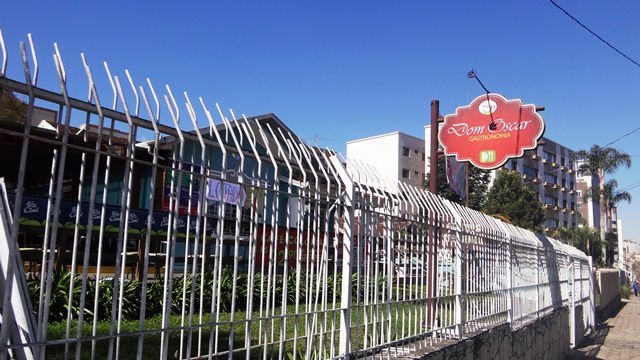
576, 145, 631, 261
552, 225, 601, 258
583, 179, 632, 227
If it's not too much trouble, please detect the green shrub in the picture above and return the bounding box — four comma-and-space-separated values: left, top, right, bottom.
28, 267, 391, 324
621, 284, 631, 299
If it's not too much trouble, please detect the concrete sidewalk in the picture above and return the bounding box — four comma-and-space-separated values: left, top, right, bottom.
568, 296, 640, 359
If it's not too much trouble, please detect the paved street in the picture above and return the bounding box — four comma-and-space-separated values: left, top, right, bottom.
569, 296, 640, 359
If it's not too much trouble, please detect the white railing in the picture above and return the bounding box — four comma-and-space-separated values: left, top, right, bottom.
0, 29, 595, 360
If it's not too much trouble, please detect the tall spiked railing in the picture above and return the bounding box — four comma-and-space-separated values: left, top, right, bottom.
0, 28, 595, 360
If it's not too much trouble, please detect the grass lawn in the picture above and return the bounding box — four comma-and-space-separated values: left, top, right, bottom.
43, 301, 441, 359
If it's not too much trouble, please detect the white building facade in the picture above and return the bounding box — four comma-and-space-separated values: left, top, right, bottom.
346, 131, 426, 190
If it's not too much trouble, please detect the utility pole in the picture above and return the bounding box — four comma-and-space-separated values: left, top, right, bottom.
429, 100, 440, 194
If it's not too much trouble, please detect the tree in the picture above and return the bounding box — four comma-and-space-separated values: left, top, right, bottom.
483, 171, 545, 232
576, 145, 631, 242
584, 179, 631, 264
552, 225, 603, 262
424, 156, 491, 211
0, 88, 26, 123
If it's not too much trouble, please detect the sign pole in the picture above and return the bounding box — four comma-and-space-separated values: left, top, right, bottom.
429, 100, 440, 194
465, 163, 469, 207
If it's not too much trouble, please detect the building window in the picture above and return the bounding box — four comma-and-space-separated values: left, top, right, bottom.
422, 152, 425, 161
577, 202, 582, 209
414, 149, 419, 155
543, 151, 556, 163
544, 195, 557, 206
576, 190, 582, 197
544, 172, 556, 184
402, 168, 409, 178
570, 181, 575, 190
523, 166, 537, 178
545, 219, 559, 228
563, 200, 568, 209
402, 147, 410, 157
413, 171, 419, 178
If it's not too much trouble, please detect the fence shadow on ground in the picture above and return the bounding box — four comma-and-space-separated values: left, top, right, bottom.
567, 301, 627, 360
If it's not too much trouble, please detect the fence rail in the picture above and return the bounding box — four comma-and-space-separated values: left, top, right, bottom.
0, 29, 595, 360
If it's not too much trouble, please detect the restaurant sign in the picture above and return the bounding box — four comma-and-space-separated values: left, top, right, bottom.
438, 93, 545, 170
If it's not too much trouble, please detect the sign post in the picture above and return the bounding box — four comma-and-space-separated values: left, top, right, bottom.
429, 100, 440, 194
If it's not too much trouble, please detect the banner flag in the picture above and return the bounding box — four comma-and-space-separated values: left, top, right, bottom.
206, 179, 247, 206
446, 156, 467, 200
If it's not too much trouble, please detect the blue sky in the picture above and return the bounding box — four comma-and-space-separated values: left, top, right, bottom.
1, 1, 640, 244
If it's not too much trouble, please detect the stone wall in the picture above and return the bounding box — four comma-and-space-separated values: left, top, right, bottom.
408, 307, 570, 360
511, 306, 569, 360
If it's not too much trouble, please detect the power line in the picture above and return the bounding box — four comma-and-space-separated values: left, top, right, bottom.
549, 1, 640, 147
619, 180, 640, 192
603, 127, 640, 147
549, 0, 640, 70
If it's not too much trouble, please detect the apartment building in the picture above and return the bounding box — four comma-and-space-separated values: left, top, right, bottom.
346, 131, 426, 191
501, 138, 579, 231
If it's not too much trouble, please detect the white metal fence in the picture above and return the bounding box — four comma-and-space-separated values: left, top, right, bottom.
0, 29, 595, 360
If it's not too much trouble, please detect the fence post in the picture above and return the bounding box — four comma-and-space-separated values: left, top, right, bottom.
536, 245, 541, 319
454, 220, 464, 338
569, 256, 576, 347
588, 256, 596, 330
506, 233, 513, 325
442, 201, 464, 338
330, 156, 355, 357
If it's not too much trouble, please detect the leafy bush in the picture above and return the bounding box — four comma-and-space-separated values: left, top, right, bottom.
621, 284, 631, 299
28, 267, 390, 324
